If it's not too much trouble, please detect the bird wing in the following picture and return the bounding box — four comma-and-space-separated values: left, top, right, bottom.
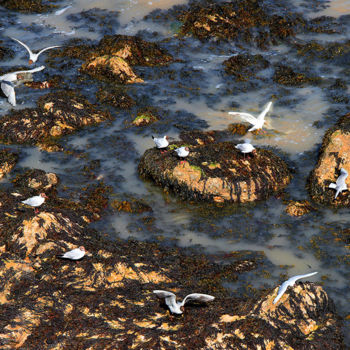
337, 169, 348, 186
12, 65, 45, 76
21, 196, 38, 206
273, 281, 289, 304
11, 37, 33, 55
257, 101, 272, 122
181, 293, 215, 306
287, 271, 318, 285
62, 248, 80, 259
228, 112, 257, 125
153, 290, 177, 309
37, 46, 61, 56
1, 81, 16, 106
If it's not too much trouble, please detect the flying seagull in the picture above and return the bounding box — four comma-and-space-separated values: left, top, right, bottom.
11, 37, 61, 64
152, 135, 169, 153
273, 271, 318, 304
153, 290, 215, 314
58, 246, 86, 260
329, 168, 348, 199
0, 66, 45, 106
229, 101, 272, 132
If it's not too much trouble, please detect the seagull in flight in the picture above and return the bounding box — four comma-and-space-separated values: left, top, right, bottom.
229, 101, 272, 132
58, 246, 86, 261
273, 271, 318, 304
153, 290, 215, 314
0, 66, 45, 106
11, 37, 61, 64
329, 168, 348, 199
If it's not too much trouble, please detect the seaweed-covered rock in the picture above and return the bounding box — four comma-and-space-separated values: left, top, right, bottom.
308, 112, 350, 206
0, 149, 18, 180
111, 196, 152, 213
223, 54, 269, 81
96, 87, 135, 109
0, 91, 112, 151
179, 1, 300, 46
12, 169, 58, 192
273, 64, 321, 86
0, 0, 56, 13
138, 141, 291, 203
96, 34, 173, 66
81, 55, 144, 84
0, 43, 14, 61
132, 109, 159, 127
285, 200, 315, 217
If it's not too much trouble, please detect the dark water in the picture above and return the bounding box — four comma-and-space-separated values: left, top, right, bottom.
1, 0, 350, 343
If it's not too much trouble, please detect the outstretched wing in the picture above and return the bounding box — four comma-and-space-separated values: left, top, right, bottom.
37, 46, 61, 56
11, 37, 33, 55
257, 101, 272, 122
287, 271, 318, 285
273, 281, 289, 304
1, 81, 16, 106
153, 290, 177, 309
228, 112, 257, 125
337, 168, 348, 186
182, 293, 215, 306
13, 65, 46, 76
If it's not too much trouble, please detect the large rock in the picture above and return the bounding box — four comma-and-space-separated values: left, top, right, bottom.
0, 91, 112, 151
308, 112, 350, 206
139, 141, 291, 203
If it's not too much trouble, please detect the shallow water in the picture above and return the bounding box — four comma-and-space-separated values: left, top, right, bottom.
1, 0, 350, 343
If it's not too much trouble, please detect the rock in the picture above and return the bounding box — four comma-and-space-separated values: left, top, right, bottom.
81, 55, 144, 84
0, 91, 112, 151
273, 64, 321, 86
96, 87, 135, 109
111, 197, 152, 213
132, 110, 159, 127
285, 200, 315, 217
223, 54, 270, 81
0, 149, 18, 180
138, 141, 291, 203
12, 169, 58, 193
179, 1, 300, 47
308, 112, 350, 206
0, 0, 55, 13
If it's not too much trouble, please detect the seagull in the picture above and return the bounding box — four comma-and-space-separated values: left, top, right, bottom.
11, 37, 61, 64
58, 246, 86, 260
175, 146, 189, 164
235, 140, 256, 157
228, 101, 272, 132
153, 290, 215, 314
152, 135, 169, 153
329, 168, 348, 199
21, 193, 48, 213
273, 271, 318, 304
0, 66, 45, 106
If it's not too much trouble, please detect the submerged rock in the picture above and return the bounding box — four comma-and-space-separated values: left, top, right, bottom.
308, 112, 350, 206
285, 200, 315, 217
273, 64, 321, 86
0, 149, 18, 180
96, 87, 135, 109
0, 91, 112, 151
138, 141, 291, 203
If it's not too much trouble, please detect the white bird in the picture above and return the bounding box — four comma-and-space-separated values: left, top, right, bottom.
153, 290, 215, 314
175, 146, 189, 158
152, 135, 169, 151
58, 246, 86, 260
11, 37, 61, 64
235, 140, 255, 155
273, 271, 318, 304
228, 101, 272, 132
329, 168, 348, 199
0, 66, 45, 106
21, 193, 48, 207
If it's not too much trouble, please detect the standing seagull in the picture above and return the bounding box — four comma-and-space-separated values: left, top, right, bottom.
174, 146, 189, 164
228, 101, 272, 132
329, 168, 348, 199
273, 271, 318, 304
152, 135, 169, 153
21, 193, 48, 213
0, 66, 45, 106
11, 37, 61, 64
153, 290, 215, 314
235, 140, 256, 157
58, 246, 86, 261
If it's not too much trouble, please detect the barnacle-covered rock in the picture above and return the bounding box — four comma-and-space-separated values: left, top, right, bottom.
138, 141, 291, 203
308, 112, 350, 206
0, 91, 112, 150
